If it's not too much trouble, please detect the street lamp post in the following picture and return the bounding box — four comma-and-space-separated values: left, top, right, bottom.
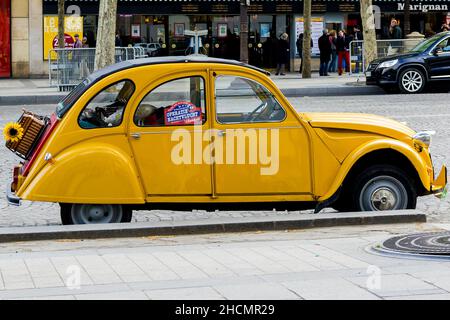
240, 0, 249, 64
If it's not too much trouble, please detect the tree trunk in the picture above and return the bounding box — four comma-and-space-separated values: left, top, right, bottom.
94, 0, 118, 70
239, 0, 249, 64
57, 0, 65, 49
404, 0, 411, 35
360, 0, 378, 67
301, 0, 312, 78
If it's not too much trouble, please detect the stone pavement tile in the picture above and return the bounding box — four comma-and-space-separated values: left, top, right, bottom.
202, 248, 264, 276
214, 283, 301, 300
101, 254, 151, 283
346, 274, 445, 298
10, 295, 76, 300
273, 245, 344, 271
250, 247, 319, 273
32, 276, 64, 289
386, 293, 450, 300
407, 271, 450, 292
152, 251, 209, 280
283, 277, 379, 300
50, 256, 94, 286
145, 286, 224, 300
127, 253, 180, 281
75, 255, 122, 285
224, 247, 290, 274
75, 290, 149, 300
3, 281, 35, 290
177, 251, 235, 278
297, 243, 370, 269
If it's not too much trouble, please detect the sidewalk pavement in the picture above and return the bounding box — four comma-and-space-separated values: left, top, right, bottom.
0, 222, 448, 300
0, 73, 382, 106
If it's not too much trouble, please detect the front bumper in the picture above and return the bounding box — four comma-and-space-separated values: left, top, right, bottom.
431, 165, 448, 199
6, 183, 21, 206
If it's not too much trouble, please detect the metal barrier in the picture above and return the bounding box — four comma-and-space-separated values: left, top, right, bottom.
349, 38, 424, 75
48, 47, 147, 91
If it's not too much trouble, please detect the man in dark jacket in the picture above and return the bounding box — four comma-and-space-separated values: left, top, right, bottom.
318, 29, 331, 76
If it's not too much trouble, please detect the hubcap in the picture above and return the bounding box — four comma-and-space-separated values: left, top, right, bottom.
71, 204, 123, 224
359, 175, 408, 211
402, 70, 423, 93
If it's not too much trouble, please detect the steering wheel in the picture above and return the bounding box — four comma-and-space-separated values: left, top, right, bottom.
245, 102, 268, 122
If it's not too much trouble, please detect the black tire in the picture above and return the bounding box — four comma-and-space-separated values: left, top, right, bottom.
398, 68, 426, 94
348, 165, 417, 212
60, 203, 132, 225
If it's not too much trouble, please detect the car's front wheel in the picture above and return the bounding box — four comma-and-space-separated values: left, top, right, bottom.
398, 68, 426, 94
350, 165, 417, 211
60, 204, 132, 225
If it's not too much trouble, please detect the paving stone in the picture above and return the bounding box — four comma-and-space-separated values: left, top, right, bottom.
214, 283, 301, 300
145, 286, 224, 300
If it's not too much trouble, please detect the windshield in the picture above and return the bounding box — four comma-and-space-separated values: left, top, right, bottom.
410, 34, 442, 53
56, 79, 90, 118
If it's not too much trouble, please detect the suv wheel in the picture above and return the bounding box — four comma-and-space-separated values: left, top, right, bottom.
398, 68, 426, 94
60, 203, 132, 225
350, 165, 417, 211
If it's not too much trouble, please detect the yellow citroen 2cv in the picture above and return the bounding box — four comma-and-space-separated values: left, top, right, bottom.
5, 56, 447, 224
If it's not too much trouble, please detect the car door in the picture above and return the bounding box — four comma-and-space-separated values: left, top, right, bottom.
425, 36, 450, 79
128, 73, 213, 198
211, 71, 312, 197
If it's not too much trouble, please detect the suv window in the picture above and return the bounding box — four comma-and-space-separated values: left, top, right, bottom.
215, 76, 286, 124
436, 37, 450, 53
134, 76, 206, 127
78, 80, 135, 129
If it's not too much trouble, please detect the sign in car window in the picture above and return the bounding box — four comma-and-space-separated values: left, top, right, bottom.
164, 101, 202, 126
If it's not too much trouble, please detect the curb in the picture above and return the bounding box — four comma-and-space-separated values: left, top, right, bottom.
0, 85, 383, 106
0, 210, 426, 243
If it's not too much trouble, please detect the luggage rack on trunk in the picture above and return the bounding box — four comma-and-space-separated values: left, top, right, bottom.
5, 110, 49, 160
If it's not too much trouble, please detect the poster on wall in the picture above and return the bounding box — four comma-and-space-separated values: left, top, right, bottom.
218, 23, 228, 38
44, 16, 83, 60
260, 23, 271, 38
131, 24, 141, 38
174, 23, 185, 37
295, 17, 324, 56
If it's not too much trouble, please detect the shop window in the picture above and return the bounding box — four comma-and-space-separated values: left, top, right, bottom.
134, 77, 206, 127
78, 80, 135, 129
215, 76, 286, 124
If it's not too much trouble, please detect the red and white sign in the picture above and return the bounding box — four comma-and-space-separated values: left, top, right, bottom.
164, 101, 202, 126
52, 33, 75, 49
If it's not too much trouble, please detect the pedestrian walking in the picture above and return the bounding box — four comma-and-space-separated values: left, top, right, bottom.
388, 19, 402, 55
337, 30, 350, 76
80, 36, 90, 79
318, 29, 331, 76
275, 33, 290, 76
115, 33, 122, 47
328, 30, 338, 73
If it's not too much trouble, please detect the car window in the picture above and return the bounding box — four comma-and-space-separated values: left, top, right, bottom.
215, 75, 286, 124
134, 76, 206, 127
78, 80, 135, 129
436, 38, 450, 52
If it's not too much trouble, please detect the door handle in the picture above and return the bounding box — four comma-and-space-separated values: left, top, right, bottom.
130, 133, 141, 140
217, 130, 226, 137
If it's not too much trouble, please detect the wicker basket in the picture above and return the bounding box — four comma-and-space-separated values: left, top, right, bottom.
5, 110, 48, 159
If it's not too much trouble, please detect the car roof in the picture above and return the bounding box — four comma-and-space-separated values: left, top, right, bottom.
86, 55, 270, 84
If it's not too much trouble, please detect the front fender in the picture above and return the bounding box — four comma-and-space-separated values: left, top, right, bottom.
18, 142, 145, 204
318, 139, 432, 201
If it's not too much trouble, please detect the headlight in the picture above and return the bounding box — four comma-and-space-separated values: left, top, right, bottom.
378, 59, 398, 69
413, 130, 435, 148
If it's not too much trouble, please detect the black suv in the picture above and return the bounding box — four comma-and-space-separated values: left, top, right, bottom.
366, 32, 450, 93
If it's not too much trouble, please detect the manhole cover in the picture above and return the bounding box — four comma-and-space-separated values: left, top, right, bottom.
377, 232, 450, 257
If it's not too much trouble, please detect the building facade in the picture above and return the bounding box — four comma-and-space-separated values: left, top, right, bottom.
1, 0, 449, 78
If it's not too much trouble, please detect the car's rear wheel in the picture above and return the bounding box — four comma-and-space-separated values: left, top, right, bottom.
350, 165, 417, 211
398, 68, 426, 94
60, 204, 132, 225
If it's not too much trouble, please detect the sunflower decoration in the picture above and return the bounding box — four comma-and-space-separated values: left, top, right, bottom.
3, 122, 24, 143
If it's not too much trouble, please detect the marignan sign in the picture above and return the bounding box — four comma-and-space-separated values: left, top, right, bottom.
397, 2, 448, 12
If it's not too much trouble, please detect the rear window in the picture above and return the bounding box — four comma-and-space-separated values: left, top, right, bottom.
56, 79, 90, 118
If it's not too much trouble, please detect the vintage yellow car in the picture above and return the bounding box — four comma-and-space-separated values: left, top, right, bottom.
5, 56, 447, 225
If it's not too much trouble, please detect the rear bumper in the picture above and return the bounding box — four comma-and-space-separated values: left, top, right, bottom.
6, 183, 21, 206
431, 165, 448, 199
